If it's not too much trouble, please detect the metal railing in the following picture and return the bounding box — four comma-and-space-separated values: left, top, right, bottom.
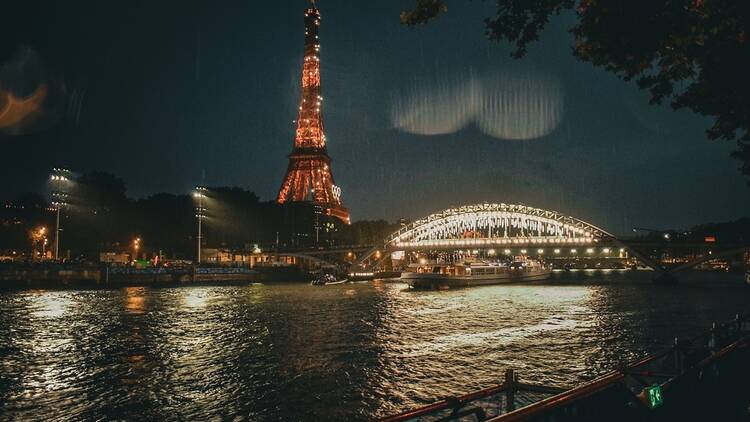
381, 315, 750, 422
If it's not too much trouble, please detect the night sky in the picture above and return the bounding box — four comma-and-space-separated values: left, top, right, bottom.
1, 0, 748, 235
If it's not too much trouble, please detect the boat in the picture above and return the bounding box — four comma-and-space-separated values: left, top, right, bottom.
745, 269, 750, 286
311, 274, 347, 286
401, 259, 552, 289
325, 278, 348, 285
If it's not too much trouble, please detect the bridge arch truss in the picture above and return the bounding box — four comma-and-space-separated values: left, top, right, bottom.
388, 203, 611, 249
356, 203, 616, 266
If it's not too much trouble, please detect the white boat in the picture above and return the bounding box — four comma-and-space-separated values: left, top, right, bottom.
311, 274, 348, 286
325, 278, 348, 285
401, 260, 552, 289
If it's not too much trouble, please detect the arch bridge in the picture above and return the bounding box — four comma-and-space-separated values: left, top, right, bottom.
354, 203, 659, 270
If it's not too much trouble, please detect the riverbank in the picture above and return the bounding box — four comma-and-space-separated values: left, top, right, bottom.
0, 264, 312, 290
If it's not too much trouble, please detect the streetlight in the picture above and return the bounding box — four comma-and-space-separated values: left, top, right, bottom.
50, 168, 72, 261
194, 187, 208, 264
132, 237, 141, 261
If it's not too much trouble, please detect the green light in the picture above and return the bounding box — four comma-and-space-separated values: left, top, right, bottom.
646, 385, 663, 409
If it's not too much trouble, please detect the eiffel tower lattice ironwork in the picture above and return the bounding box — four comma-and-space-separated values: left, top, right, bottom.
276, 1, 349, 223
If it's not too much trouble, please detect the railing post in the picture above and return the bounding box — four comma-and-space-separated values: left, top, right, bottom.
708, 322, 717, 350
504, 368, 517, 413
735, 314, 742, 333
673, 337, 684, 372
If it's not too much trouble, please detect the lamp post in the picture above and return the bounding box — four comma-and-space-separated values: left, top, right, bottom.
50, 168, 71, 261
194, 187, 208, 264
132, 237, 141, 262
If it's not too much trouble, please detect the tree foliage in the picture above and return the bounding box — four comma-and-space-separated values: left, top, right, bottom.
401, 0, 750, 181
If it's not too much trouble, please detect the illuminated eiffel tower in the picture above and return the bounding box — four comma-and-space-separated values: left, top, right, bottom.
277, 1, 350, 223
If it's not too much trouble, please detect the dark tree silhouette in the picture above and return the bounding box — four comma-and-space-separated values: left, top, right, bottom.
401, 0, 750, 182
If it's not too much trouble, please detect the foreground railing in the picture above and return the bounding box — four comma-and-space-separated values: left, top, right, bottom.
382, 315, 750, 422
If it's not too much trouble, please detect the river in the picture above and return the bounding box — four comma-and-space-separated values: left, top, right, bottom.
0, 271, 748, 420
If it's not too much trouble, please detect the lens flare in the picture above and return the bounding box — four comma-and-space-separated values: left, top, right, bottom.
391, 72, 563, 140
0, 84, 47, 129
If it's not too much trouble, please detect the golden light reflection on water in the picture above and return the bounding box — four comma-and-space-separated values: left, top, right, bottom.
124, 287, 146, 315
248, 283, 268, 304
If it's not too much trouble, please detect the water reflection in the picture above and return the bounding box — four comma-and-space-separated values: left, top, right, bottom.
30, 290, 73, 319
124, 286, 146, 315
0, 272, 747, 420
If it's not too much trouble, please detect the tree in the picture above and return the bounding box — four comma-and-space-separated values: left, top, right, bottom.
401, 0, 750, 181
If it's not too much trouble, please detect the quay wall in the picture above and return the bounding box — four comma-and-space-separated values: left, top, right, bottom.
0, 266, 272, 290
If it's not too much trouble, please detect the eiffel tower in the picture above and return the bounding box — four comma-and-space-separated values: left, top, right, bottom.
277, 1, 349, 223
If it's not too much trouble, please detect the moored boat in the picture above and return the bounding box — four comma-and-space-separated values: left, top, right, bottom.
311, 273, 348, 286
401, 259, 551, 289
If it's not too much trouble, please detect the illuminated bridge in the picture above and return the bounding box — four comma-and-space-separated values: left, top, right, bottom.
354, 203, 645, 267
387, 203, 610, 249
361, 204, 614, 261
282, 202, 746, 281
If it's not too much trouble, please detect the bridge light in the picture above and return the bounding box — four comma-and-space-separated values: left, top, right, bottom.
504, 249, 511, 255
419, 258, 427, 265
488, 249, 496, 256
586, 248, 594, 254
537, 249, 544, 254
571, 249, 577, 254
603, 248, 610, 254
554, 249, 561, 254
520, 249, 527, 254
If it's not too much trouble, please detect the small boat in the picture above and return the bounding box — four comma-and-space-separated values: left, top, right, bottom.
325, 278, 348, 285
745, 270, 750, 286
311, 274, 347, 286
401, 259, 552, 289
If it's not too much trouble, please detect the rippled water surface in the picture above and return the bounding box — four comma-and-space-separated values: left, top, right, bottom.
1, 271, 748, 420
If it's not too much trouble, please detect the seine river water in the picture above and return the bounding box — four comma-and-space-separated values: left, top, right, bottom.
1, 271, 748, 420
